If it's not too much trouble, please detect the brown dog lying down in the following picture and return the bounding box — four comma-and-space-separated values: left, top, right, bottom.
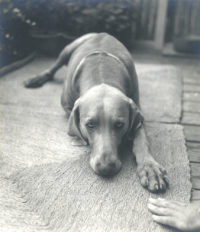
25, 33, 168, 192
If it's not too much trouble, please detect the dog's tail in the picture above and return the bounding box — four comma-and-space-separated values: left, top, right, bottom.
24, 33, 97, 88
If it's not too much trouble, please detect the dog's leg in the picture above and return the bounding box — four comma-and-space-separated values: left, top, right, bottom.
24, 57, 64, 88
24, 33, 97, 88
133, 126, 168, 193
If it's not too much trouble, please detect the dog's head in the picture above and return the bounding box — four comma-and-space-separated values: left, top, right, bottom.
68, 84, 143, 176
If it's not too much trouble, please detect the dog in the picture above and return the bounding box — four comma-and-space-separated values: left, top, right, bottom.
25, 33, 168, 192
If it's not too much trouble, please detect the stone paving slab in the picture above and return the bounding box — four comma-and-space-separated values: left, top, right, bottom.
135, 63, 182, 123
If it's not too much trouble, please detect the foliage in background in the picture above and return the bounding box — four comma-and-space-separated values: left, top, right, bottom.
20, 0, 138, 35
0, 0, 138, 68
0, 0, 34, 67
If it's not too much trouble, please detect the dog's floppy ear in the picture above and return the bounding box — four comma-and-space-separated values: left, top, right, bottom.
67, 98, 87, 143
127, 99, 144, 140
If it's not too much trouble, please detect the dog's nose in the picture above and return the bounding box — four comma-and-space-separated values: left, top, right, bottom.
95, 160, 121, 177
108, 161, 116, 169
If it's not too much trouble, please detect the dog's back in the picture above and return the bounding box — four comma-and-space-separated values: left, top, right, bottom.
62, 33, 139, 114
68, 33, 135, 79
24, 33, 139, 114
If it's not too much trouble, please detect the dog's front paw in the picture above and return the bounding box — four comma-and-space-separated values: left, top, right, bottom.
137, 160, 168, 193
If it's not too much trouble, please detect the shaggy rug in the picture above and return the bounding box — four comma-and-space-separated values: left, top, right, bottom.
0, 57, 190, 232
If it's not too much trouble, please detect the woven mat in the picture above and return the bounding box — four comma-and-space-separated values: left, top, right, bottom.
0, 57, 190, 232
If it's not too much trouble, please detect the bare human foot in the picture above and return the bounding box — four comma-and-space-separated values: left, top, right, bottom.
148, 198, 200, 231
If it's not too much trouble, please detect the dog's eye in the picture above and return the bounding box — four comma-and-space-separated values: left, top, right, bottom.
115, 121, 124, 129
86, 121, 96, 129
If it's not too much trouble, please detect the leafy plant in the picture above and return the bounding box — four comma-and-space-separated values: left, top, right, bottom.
16, 0, 138, 43
0, 0, 139, 67
0, 0, 34, 67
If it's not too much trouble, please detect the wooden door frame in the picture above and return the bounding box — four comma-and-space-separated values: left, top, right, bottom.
154, 0, 168, 50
